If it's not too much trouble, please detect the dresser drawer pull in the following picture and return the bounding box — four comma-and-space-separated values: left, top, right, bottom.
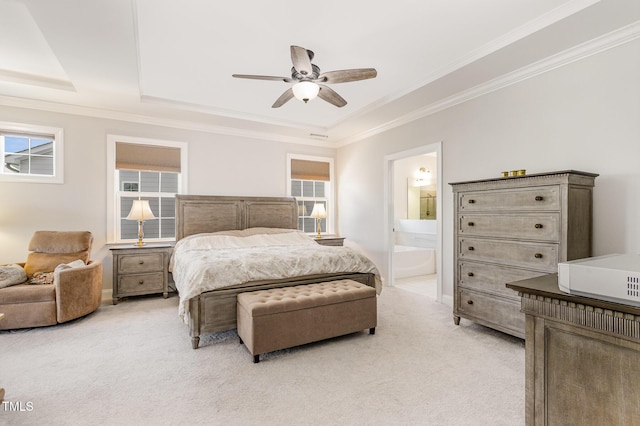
467, 272, 474, 277
468, 199, 476, 204
535, 223, 543, 229
468, 246, 475, 251
468, 222, 475, 226
534, 253, 543, 259
139, 260, 144, 265
535, 196, 544, 201
138, 280, 144, 285
467, 300, 474, 305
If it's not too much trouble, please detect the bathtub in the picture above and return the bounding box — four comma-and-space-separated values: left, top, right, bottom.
393, 245, 436, 279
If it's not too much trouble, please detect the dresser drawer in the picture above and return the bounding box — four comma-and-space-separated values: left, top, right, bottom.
459, 238, 558, 271
459, 261, 546, 298
118, 272, 164, 294
457, 289, 525, 334
458, 186, 560, 212
118, 253, 164, 274
458, 213, 561, 241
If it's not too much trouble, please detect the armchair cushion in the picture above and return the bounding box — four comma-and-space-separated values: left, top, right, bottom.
0, 264, 27, 288
24, 231, 92, 277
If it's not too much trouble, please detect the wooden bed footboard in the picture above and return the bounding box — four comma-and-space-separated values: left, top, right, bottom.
188, 272, 376, 349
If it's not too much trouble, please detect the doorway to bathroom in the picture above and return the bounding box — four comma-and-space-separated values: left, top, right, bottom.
384, 142, 442, 302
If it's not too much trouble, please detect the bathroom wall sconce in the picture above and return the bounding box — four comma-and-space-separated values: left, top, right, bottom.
415, 167, 432, 186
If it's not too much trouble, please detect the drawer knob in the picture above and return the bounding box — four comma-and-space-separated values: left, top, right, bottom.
535, 196, 544, 201
535, 223, 543, 229
138, 280, 144, 285
139, 260, 144, 265
467, 272, 474, 277
467, 300, 474, 305
534, 253, 543, 259
468, 199, 476, 204
468, 246, 475, 251
468, 222, 475, 226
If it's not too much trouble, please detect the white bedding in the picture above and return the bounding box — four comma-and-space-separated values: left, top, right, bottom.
170, 228, 382, 323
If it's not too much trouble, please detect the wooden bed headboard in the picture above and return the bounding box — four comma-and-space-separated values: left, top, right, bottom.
175, 195, 298, 241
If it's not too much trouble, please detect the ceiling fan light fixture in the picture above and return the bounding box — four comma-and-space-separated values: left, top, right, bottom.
292, 81, 319, 103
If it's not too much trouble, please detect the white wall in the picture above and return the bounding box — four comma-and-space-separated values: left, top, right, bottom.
337, 38, 640, 299
0, 108, 334, 288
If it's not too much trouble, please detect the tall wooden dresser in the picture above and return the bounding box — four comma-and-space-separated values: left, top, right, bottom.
450, 170, 598, 338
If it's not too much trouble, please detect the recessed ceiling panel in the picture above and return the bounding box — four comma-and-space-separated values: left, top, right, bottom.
0, 0, 72, 90
135, 0, 586, 129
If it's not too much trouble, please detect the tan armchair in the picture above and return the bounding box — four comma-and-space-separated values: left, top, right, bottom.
0, 231, 102, 330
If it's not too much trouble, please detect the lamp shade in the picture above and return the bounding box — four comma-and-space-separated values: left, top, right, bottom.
292, 81, 320, 103
310, 203, 327, 219
126, 200, 156, 221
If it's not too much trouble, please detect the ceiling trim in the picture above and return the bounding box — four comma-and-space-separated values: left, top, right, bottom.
0, 68, 75, 91
335, 20, 640, 148
139, 94, 329, 133
0, 94, 335, 148
328, 0, 602, 131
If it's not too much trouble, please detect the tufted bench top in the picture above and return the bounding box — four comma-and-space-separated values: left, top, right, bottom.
237, 279, 375, 317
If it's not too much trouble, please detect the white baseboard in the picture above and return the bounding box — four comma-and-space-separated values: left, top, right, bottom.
441, 294, 453, 307
101, 289, 113, 305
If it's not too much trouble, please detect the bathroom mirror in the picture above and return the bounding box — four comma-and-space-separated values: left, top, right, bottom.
408, 180, 436, 220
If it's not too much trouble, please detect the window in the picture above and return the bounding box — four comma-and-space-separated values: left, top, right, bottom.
0, 122, 64, 184
107, 135, 188, 243
287, 154, 334, 235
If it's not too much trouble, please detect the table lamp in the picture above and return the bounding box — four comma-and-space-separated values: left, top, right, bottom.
310, 203, 327, 239
126, 199, 156, 246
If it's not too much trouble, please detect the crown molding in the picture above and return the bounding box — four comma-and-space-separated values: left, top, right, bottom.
336, 20, 640, 147
0, 68, 75, 91
0, 94, 336, 148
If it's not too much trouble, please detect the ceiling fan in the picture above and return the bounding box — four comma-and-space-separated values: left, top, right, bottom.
232, 45, 377, 108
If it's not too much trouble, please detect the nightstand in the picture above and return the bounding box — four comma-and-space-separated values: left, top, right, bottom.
314, 236, 345, 246
110, 243, 173, 304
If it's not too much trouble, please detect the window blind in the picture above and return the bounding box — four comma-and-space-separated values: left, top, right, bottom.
116, 142, 181, 173
291, 159, 330, 181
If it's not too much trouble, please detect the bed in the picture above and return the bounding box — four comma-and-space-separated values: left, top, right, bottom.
171, 195, 381, 349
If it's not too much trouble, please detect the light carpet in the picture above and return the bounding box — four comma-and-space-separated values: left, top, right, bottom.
0, 287, 525, 425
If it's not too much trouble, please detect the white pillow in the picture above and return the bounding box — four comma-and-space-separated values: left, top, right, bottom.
0, 264, 28, 288
54, 259, 86, 284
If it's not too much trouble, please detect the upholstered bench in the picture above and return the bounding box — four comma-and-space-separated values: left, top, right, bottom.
237, 279, 377, 363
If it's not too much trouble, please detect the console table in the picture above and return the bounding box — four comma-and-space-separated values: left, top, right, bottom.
507, 274, 640, 426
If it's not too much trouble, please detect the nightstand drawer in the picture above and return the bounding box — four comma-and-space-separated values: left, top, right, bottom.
459, 238, 558, 271
118, 273, 164, 293
118, 253, 164, 274
458, 213, 561, 241
458, 186, 560, 212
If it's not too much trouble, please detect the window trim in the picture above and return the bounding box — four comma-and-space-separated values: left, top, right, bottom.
0, 121, 64, 184
286, 153, 334, 235
106, 135, 188, 244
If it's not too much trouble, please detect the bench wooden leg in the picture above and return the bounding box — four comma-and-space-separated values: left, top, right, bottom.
369, 327, 375, 335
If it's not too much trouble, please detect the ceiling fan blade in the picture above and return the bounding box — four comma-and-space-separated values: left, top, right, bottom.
272, 88, 294, 108
318, 85, 347, 108
318, 68, 377, 84
232, 74, 293, 82
290, 45, 313, 76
